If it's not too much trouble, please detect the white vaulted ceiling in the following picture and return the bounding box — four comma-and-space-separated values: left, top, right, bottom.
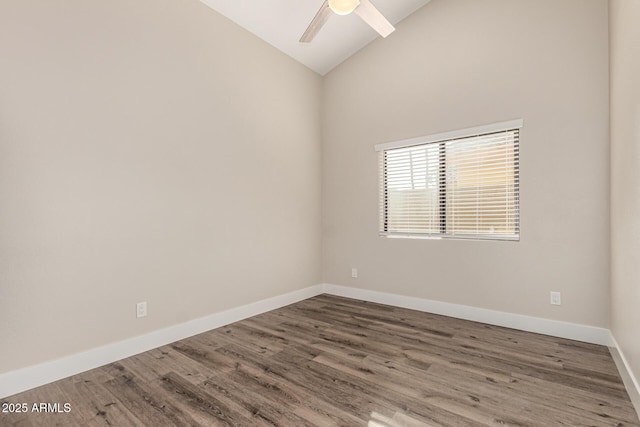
199, 0, 432, 75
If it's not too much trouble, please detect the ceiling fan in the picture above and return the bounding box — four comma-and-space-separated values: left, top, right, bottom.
300, 0, 395, 43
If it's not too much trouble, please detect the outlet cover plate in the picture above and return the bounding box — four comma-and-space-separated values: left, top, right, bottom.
136, 301, 147, 318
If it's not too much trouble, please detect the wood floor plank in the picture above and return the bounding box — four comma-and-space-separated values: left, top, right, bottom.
226, 360, 366, 426
213, 323, 289, 357
21, 382, 78, 427
424, 363, 621, 427
271, 347, 486, 427
63, 376, 145, 427
507, 372, 640, 425
157, 371, 267, 426
199, 369, 312, 426
101, 363, 202, 426
2, 294, 638, 427
169, 340, 239, 377
215, 343, 380, 418
1, 389, 40, 427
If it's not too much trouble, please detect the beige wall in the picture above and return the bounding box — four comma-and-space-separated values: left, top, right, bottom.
610, 0, 640, 388
0, 0, 620, 378
0, 0, 322, 373
322, 0, 610, 326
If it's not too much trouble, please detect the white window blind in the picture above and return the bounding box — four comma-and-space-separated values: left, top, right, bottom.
377, 121, 521, 241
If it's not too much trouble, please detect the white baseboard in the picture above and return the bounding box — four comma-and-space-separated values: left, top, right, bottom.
0, 284, 324, 400
324, 284, 639, 417
322, 284, 611, 346
609, 334, 640, 420
0, 282, 621, 404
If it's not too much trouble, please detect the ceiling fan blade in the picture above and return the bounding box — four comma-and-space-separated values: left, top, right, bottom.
300, 1, 333, 43
354, 0, 395, 38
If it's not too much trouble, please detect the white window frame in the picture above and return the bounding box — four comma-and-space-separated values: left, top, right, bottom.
375, 119, 522, 241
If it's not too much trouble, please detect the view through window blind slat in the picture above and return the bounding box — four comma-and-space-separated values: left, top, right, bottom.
379, 127, 520, 241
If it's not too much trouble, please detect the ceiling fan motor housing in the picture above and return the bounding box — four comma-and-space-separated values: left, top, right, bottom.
328, 0, 361, 15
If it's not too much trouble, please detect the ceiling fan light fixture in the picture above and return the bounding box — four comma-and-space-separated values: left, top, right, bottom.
328, 0, 361, 15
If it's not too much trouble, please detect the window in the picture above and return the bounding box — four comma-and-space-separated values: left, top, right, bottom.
376, 120, 521, 241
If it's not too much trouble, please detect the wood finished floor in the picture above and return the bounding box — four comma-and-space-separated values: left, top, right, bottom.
1, 294, 639, 427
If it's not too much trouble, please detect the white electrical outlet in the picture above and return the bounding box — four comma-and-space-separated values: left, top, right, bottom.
550, 292, 561, 306
351, 268, 358, 278
136, 301, 147, 318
